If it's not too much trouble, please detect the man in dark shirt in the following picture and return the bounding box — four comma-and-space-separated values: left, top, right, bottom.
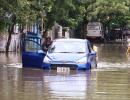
42, 37, 52, 52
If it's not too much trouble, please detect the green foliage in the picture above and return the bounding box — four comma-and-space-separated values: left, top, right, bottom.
86, 0, 130, 28
45, 0, 87, 29
1, 0, 130, 35
0, 0, 46, 31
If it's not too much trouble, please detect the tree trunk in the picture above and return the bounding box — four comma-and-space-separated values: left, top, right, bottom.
6, 16, 16, 53
6, 24, 15, 53
19, 24, 25, 52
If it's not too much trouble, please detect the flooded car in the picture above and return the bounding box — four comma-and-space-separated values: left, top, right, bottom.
43, 38, 97, 70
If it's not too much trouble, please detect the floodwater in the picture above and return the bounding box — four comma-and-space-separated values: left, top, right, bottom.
0, 43, 130, 100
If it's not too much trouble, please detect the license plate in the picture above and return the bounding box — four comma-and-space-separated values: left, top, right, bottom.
57, 67, 70, 74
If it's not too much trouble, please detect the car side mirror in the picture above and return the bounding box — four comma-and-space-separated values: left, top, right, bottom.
89, 51, 96, 56
48, 45, 55, 53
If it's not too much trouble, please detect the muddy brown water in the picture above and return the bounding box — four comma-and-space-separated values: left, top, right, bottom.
0, 43, 130, 100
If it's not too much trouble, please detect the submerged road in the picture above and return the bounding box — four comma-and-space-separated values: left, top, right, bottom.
0, 43, 130, 100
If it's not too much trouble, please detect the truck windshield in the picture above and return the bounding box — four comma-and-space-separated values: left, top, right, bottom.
87, 25, 100, 30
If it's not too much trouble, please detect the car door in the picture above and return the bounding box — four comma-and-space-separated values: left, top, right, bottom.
22, 38, 46, 68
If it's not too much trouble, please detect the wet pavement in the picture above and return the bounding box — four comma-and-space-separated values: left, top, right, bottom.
0, 43, 130, 100
0, 52, 21, 66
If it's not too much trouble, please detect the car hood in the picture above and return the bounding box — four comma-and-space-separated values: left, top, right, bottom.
46, 53, 87, 62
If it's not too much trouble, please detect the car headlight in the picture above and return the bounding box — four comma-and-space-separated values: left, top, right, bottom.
43, 56, 51, 63
76, 57, 87, 64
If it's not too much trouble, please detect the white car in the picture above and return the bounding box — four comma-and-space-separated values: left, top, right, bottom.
43, 38, 97, 70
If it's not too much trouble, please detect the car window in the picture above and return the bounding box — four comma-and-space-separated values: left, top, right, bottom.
25, 40, 41, 52
49, 41, 88, 53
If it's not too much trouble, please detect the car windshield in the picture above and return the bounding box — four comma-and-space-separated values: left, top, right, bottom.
49, 41, 87, 53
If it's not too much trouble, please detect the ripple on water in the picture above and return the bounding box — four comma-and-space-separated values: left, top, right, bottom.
3, 63, 22, 68
97, 61, 130, 68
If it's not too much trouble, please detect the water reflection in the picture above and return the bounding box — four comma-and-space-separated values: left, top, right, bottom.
0, 67, 22, 100
0, 67, 95, 100
43, 70, 92, 99
0, 67, 130, 100
91, 68, 130, 100
97, 43, 130, 68
22, 69, 93, 100
0, 53, 21, 65
0, 43, 130, 100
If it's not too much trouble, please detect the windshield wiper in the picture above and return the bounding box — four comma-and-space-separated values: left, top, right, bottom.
54, 52, 85, 53
60, 52, 71, 53
51, 51, 85, 53
76, 52, 85, 53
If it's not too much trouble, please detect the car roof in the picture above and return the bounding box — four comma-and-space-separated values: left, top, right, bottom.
53, 38, 89, 42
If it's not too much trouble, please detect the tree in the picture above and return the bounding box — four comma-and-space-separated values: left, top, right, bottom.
0, 0, 45, 52
44, 0, 87, 29
85, 0, 130, 39
88, 1, 128, 23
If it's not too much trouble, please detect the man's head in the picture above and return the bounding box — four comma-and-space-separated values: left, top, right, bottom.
46, 36, 51, 42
